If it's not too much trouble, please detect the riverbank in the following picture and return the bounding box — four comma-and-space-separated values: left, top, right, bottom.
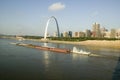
78, 40, 120, 49
6, 37, 120, 49
39, 40, 120, 49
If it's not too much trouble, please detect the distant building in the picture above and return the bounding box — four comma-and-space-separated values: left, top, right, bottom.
116, 29, 120, 39
85, 29, 91, 37
101, 27, 108, 38
74, 32, 79, 37
79, 32, 85, 37
92, 22, 101, 38
68, 31, 72, 38
61, 33, 63, 37
104, 31, 110, 38
104, 29, 119, 39
53, 32, 58, 37
74, 31, 85, 37
63, 31, 68, 37
110, 29, 116, 38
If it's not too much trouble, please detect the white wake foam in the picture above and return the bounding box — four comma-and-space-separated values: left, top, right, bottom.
72, 46, 91, 55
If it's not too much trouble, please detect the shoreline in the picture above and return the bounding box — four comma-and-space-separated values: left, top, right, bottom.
3, 37, 119, 49
29, 39, 120, 49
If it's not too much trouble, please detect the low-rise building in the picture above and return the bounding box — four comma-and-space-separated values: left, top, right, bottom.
68, 31, 72, 38
104, 31, 110, 38
53, 32, 58, 37
85, 29, 91, 37
110, 29, 116, 38
74, 31, 85, 37
63, 31, 68, 37
116, 29, 120, 39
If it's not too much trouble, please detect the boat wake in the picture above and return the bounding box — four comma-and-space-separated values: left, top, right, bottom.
72, 47, 102, 57
72, 47, 91, 55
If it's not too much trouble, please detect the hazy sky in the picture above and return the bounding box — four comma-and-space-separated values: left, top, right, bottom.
0, 0, 120, 36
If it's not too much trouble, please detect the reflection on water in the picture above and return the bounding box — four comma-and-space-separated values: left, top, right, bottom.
72, 53, 89, 60
86, 46, 120, 57
112, 57, 120, 80
0, 38, 120, 80
43, 43, 48, 47
43, 51, 50, 72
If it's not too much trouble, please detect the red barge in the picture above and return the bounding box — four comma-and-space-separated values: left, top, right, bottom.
16, 43, 71, 53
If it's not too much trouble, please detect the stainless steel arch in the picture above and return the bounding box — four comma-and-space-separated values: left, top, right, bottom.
44, 16, 60, 39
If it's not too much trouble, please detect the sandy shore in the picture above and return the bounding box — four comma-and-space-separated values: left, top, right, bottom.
24, 39, 120, 49
39, 40, 120, 49
2, 37, 120, 49
78, 40, 120, 48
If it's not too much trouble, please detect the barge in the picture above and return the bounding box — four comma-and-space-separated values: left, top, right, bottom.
16, 43, 71, 53
13, 43, 91, 56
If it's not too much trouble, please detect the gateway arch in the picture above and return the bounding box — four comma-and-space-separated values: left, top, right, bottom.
44, 16, 60, 39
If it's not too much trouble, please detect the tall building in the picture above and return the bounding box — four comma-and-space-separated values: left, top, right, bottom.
92, 22, 97, 37
92, 22, 101, 38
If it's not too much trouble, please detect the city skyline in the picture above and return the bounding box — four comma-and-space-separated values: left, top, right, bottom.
0, 0, 120, 36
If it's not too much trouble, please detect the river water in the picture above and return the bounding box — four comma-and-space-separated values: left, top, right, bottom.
0, 38, 120, 80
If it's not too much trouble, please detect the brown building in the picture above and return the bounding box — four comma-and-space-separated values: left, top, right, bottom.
74, 32, 85, 37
